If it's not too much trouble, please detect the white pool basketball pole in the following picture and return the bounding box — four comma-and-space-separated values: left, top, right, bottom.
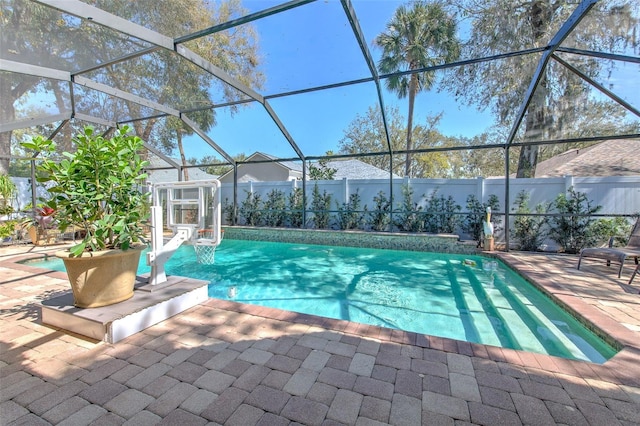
146, 180, 221, 286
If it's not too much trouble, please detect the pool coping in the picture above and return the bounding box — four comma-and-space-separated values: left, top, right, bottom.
2, 247, 639, 388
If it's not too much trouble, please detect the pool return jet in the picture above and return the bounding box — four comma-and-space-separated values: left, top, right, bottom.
147, 179, 223, 286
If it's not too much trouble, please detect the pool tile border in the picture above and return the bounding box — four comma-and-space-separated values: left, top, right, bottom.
223, 226, 478, 254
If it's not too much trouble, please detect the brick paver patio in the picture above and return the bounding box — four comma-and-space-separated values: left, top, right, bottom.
1, 243, 639, 425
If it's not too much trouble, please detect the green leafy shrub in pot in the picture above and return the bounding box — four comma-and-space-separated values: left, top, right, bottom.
22, 125, 150, 257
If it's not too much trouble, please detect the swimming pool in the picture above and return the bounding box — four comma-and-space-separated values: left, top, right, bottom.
27, 239, 616, 363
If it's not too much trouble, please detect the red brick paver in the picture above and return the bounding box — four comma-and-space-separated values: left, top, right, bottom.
1, 245, 639, 425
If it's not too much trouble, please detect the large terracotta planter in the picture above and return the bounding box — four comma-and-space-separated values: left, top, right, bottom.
56, 245, 145, 308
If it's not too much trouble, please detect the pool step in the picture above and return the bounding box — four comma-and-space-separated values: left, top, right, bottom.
39, 274, 209, 343
464, 266, 589, 360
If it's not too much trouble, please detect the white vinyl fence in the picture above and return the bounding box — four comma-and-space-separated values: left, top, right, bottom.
8, 175, 639, 241
220, 175, 640, 219
216, 175, 640, 250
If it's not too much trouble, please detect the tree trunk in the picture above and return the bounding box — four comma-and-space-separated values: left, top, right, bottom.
177, 130, 190, 181
516, 0, 553, 178
0, 132, 10, 175
52, 85, 73, 151
405, 74, 418, 177
0, 75, 16, 175
516, 67, 548, 178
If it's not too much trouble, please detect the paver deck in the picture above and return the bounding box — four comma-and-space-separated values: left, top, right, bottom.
1, 243, 639, 425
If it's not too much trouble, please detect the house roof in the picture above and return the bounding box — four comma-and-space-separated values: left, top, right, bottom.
535, 139, 640, 177
218, 152, 397, 181
216, 152, 303, 182
253, 152, 302, 173
324, 159, 400, 180
146, 155, 217, 183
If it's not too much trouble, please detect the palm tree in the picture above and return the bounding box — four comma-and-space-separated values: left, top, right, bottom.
376, 1, 460, 177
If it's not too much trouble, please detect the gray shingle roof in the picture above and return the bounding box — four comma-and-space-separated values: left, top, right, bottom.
324, 159, 400, 180
535, 139, 640, 177
146, 155, 217, 183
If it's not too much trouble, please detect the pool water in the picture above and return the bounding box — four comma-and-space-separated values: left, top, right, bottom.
28, 239, 616, 363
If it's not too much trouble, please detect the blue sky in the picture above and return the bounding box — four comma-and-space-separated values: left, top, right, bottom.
182, 0, 495, 161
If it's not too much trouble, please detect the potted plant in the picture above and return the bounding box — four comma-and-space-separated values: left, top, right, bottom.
22, 125, 150, 308
22, 205, 58, 246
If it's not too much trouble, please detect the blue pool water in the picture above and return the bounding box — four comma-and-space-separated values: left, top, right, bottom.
27, 239, 616, 362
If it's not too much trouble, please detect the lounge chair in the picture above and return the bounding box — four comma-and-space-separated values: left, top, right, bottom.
577, 217, 640, 278
629, 264, 638, 285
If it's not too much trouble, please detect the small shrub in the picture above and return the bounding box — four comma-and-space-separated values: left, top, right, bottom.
336, 190, 366, 230
510, 190, 549, 251
286, 187, 305, 228
394, 184, 422, 232
423, 189, 461, 233
310, 183, 332, 229
263, 189, 286, 227
239, 190, 262, 226
0, 220, 18, 239
548, 187, 601, 254
368, 191, 392, 232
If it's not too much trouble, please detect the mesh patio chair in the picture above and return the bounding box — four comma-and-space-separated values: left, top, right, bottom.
577, 217, 640, 278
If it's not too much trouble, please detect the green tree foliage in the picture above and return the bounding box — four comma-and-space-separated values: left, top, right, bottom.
193, 153, 247, 177
511, 190, 549, 251
338, 105, 463, 178
309, 159, 337, 180
548, 187, 601, 253
376, 1, 460, 177
448, 0, 639, 177
1, 0, 263, 175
